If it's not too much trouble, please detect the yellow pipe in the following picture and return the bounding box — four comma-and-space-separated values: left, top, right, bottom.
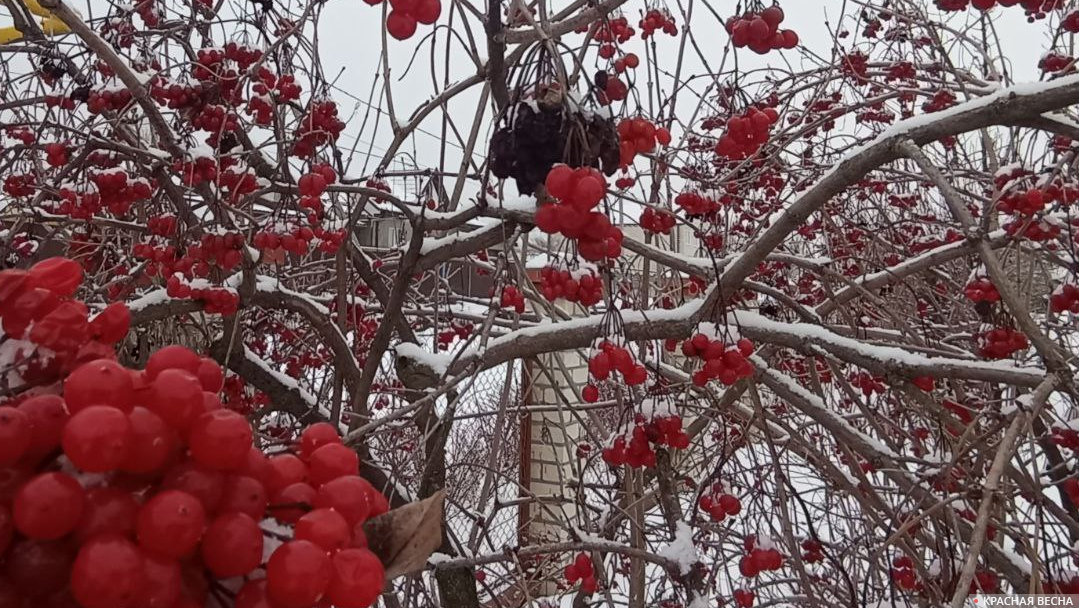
0, 0, 71, 44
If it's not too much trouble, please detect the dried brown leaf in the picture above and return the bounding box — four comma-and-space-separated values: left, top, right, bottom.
363, 490, 446, 580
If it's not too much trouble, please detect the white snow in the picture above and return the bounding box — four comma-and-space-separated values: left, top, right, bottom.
657, 521, 697, 575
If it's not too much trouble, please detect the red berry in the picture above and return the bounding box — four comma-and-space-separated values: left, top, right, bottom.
201, 511, 264, 578
219, 475, 269, 520
13, 472, 85, 540
326, 548, 385, 608
136, 490, 206, 559
76, 487, 139, 542
295, 507, 351, 552
195, 358, 224, 392
0, 406, 30, 466
134, 552, 182, 608
122, 407, 177, 474
18, 395, 68, 461
62, 405, 134, 472
267, 454, 308, 494
188, 409, 253, 471
28, 257, 82, 297
300, 422, 342, 460
314, 476, 373, 525
71, 535, 144, 608
235, 579, 273, 608
161, 462, 225, 514
266, 540, 333, 608
386, 11, 417, 39
270, 482, 316, 524
148, 369, 204, 432
307, 443, 360, 486
145, 345, 201, 380
64, 358, 135, 413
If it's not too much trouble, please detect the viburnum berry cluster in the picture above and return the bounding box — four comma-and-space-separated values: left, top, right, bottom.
617, 117, 671, 167
999, 187, 1048, 215
963, 277, 1000, 303
739, 535, 783, 578
253, 225, 319, 257
600, 415, 681, 468
365, 0, 441, 40
165, 275, 241, 315
725, 5, 799, 54
535, 165, 624, 262
890, 555, 921, 591
0, 257, 390, 608
498, 285, 526, 313
714, 106, 780, 159
979, 327, 1030, 359
1050, 284, 1079, 313
800, 538, 824, 563
674, 191, 720, 217
935, 0, 1063, 18
293, 100, 346, 157
564, 552, 598, 594
680, 333, 755, 386
639, 207, 677, 235
697, 482, 742, 522
639, 8, 678, 37
586, 340, 648, 387
537, 265, 604, 306
733, 588, 755, 608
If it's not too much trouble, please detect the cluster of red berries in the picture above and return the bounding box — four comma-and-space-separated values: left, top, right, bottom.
963, 277, 1000, 303
253, 226, 318, 256
498, 285, 526, 313
640, 207, 677, 235
979, 327, 1030, 359
88, 169, 153, 216
601, 414, 688, 468
639, 8, 678, 37
3, 175, 35, 198
436, 321, 473, 351
148, 215, 178, 237
680, 334, 755, 386
674, 191, 720, 217
173, 156, 218, 187
247, 70, 303, 125
697, 483, 742, 522
617, 117, 671, 167
0, 258, 390, 608
44, 94, 78, 110
86, 87, 134, 114
1050, 425, 1079, 450
149, 79, 209, 110
595, 71, 629, 105
365, 0, 440, 40
891, 556, 921, 591
0, 258, 130, 380
739, 536, 783, 578
725, 6, 798, 54
44, 142, 69, 167
714, 106, 779, 159
1063, 9, 1079, 31
564, 552, 597, 594
165, 276, 240, 315
293, 100, 346, 158
1039, 52, 1074, 73
1004, 216, 1061, 241
800, 538, 824, 563
849, 371, 886, 397
537, 266, 603, 306
936, 0, 1063, 16
1051, 284, 1079, 313
589, 15, 634, 42
587, 341, 648, 386
188, 232, 245, 271
999, 188, 1048, 215
535, 165, 624, 262
733, 589, 755, 608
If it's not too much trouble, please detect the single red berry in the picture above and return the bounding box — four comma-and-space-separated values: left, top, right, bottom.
326, 548, 385, 608
270, 482, 316, 524
148, 369, 204, 433
294, 508, 351, 552
219, 475, 268, 520
266, 540, 332, 608
71, 535, 145, 608
64, 358, 135, 413
145, 345, 201, 380
314, 476, 373, 525
267, 454, 308, 494
17, 395, 68, 461
122, 407, 177, 474
134, 552, 182, 608
136, 490, 206, 559
188, 409, 253, 471
300, 422, 342, 460
13, 472, 85, 540
62, 405, 134, 472
307, 443, 359, 486
201, 511, 264, 578
0, 406, 31, 466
